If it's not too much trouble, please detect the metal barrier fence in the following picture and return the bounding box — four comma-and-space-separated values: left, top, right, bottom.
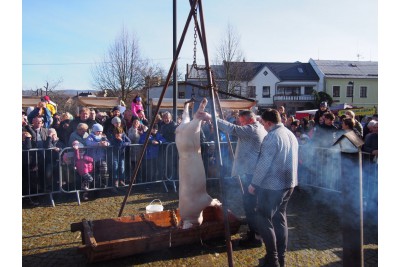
22, 142, 377, 210
297, 144, 378, 217
298, 145, 342, 192
163, 142, 235, 192
22, 148, 63, 207
58, 144, 173, 204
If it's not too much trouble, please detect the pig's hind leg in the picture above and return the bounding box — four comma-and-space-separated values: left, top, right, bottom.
195, 98, 211, 121
181, 101, 191, 124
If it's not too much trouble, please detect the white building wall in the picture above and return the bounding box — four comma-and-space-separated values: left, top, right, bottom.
309, 58, 325, 92
249, 66, 280, 107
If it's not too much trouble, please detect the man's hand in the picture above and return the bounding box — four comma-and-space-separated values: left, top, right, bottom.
22, 117, 28, 126
115, 134, 123, 141
195, 111, 212, 121
22, 132, 31, 141
248, 184, 256, 195
99, 141, 109, 146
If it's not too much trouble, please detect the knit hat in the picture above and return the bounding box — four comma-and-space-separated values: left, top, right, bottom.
112, 106, 120, 112
43, 95, 50, 102
111, 116, 121, 124
92, 123, 103, 132
320, 101, 328, 107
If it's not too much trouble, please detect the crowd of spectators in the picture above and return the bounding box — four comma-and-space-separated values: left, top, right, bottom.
22, 97, 378, 204
275, 103, 378, 153
22, 96, 185, 202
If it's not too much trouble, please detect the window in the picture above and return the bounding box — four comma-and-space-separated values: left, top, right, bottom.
360, 86, 367, 98
234, 86, 241, 96
199, 88, 210, 97
333, 86, 340, 97
297, 67, 304, 73
262, 86, 270, 98
247, 86, 256, 98
178, 91, 185, 99
263, 70, 268, 76
346, 85, 354, 97
305, 86, 314, 95
278, 86, 300, 95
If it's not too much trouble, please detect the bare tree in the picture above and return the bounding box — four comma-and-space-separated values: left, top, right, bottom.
92, 27, 153, 102
215, 23, 244, 65
213, 23, 250, 97
29, 79, 63, 97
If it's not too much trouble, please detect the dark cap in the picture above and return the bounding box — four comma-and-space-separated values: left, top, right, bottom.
320, 101, 328, 107
112, 106, 120, 112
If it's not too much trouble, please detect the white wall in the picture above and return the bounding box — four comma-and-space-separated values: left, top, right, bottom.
309, 58, 325, 92
249, 66, 280, 106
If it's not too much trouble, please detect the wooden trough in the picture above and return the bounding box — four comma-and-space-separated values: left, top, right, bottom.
71, 206, 242, 263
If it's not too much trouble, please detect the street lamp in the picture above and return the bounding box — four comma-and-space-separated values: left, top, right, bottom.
348, 81, 354, 105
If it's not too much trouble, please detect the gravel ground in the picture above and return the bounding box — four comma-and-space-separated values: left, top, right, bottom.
22, 180, 378, 266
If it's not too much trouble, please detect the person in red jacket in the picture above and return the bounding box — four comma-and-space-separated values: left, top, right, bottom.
72, 141, 94, 200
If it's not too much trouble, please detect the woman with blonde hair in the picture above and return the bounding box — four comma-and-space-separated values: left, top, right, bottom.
58, 112, 74, 145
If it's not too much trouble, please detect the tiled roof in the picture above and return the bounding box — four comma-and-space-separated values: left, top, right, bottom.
223, 62, 266, 80
264, 62, 320, 81
187, 64, 225, 79
312, 59, 378, 78
187, 61, 320, 82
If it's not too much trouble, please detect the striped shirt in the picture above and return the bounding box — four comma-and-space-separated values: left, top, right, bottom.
252, 123, 299, 190
217, 119, 267, 177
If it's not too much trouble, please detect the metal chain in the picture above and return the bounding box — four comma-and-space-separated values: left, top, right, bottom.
192, 6, 198, 68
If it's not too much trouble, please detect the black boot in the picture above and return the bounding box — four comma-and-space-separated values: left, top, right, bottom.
278, 256, 285, 267
258, 255, 280, 267
238, 230, 262, 247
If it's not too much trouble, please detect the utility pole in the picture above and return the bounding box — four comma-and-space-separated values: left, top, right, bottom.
172, 0, 178, 121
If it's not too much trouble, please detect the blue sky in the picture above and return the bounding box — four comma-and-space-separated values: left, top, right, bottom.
4, 0, 400, 263
21, 0, 378, 91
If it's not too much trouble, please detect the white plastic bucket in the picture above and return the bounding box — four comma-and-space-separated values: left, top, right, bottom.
146, 199, 164, 213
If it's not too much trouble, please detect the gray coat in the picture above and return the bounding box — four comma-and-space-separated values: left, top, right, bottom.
217, 119, 267, 177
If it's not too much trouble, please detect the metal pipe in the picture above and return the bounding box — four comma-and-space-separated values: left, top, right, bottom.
118, 0, 200, 217
173, 0, 178, 121
213, 88, 244, 195
185, 81, 256, 102
197, 1, 234, 266
341, 150, 364, 267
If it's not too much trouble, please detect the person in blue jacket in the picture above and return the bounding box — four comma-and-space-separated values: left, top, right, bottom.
109, 126, 131, 188
27, 99, 52, 128
139, 124, 166, 182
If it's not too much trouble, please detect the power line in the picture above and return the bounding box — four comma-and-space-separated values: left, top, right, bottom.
23, 62, 97, 66
22, 57, 194, 66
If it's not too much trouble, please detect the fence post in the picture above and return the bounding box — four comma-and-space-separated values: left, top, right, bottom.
333, 131, 364, 267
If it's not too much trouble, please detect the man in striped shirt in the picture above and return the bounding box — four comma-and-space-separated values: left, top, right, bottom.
217, 110, 267, 246
249, 108, 298, 267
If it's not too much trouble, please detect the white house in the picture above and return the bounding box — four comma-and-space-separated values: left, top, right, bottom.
186, 62, 321, 115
